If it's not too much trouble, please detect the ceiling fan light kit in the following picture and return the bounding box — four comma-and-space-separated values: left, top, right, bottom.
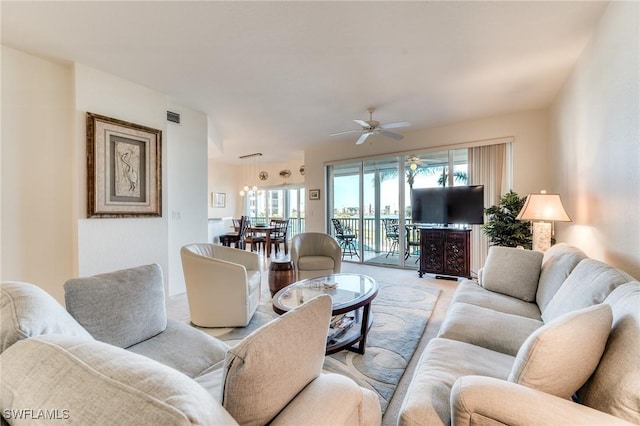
330, 107, 410, 145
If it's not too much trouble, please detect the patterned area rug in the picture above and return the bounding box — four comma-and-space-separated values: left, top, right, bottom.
212, 280, 439, 413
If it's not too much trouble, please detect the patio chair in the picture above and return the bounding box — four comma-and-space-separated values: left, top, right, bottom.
331, 219, 359, 259
382, 219, 400, 258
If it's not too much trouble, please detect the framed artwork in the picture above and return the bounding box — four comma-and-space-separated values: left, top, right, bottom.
212, 192, 226, 208
87, 112, 162, 218
309, 189, 321, 200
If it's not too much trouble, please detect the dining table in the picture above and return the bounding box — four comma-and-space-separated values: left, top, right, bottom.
248, 224, 275, 257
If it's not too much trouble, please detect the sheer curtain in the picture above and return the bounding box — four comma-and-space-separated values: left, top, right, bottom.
468, 143, 509, 275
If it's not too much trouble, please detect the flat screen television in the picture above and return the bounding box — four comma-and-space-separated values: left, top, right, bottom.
411, 185, 484, 225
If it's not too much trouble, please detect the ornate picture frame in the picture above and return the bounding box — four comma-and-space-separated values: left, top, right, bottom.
87, 112, 162, 218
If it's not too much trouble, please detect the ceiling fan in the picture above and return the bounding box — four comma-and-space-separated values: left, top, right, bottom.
330, 108, 410, 145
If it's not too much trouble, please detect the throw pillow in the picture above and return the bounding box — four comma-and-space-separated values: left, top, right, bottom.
0, 335, 235, 425
64, 263, 167, 348
0, 281, 93, 354
508, 303, 612, 399
221, 295, 332, 426
481, 246, 543, 302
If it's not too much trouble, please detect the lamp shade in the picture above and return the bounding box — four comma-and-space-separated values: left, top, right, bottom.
516, 192, 572, 222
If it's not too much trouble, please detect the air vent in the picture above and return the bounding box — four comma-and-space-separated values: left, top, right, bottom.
167, 111, 180, 124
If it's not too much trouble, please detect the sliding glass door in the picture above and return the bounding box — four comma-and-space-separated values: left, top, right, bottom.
327, 148, 471, 270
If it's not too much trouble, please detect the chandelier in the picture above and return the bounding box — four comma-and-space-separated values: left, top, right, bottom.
239, 152, 262, 196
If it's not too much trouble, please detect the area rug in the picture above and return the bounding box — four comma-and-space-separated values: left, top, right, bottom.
366, 254, 420, 270
213, 280, 440, 413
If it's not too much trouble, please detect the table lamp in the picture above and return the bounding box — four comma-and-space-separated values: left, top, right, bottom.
516, 190, 572, 252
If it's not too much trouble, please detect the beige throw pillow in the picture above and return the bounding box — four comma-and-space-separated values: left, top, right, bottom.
221, 295, 332, 426
481, 246, 543, 302
508, 303, 612, 399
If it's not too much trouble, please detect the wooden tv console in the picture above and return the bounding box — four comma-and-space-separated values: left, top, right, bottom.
418, 227, 471, 279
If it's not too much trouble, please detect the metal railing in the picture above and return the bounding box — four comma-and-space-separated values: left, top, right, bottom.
330, 217, 418, 256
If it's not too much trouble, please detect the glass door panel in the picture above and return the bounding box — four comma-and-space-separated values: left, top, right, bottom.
328, 162, 362, 261
363, 158, 403, 267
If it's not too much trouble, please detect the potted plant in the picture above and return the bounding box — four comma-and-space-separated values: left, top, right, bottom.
482, 190, 532, 249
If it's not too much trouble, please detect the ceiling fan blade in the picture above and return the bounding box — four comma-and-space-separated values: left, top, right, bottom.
330, 129, 362, 136
379, 130, 404, 140
353, 119, 370, 128
380, 121, 411, 130
356, 133, 372, 145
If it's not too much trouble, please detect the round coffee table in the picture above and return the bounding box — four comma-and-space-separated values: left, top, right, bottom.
272, 273, 378, 355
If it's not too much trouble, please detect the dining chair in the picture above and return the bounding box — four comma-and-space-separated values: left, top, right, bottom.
269, 219, 289, 256
244, 219, 267, 253
219, 216, 249, 249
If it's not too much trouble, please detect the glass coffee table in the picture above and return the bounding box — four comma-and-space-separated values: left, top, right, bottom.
272, 273, 378, 355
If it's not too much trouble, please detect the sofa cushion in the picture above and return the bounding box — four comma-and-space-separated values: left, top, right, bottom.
221, 295, 332, 426
508, 303, 612, 399
438, 302, 543, 356
398, 337, 515, 426
127, 319, 229, 379
480, 247, 543, 302
541, 259, 633, 322
0, 335, 237, 425
452, 280, 542, 320
0, 281, 92, 354
577, 282, 640, 424
64, 264, 167, 348
536, 243, 587, 311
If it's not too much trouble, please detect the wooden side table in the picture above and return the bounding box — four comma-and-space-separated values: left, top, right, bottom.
268, 257, 296, 297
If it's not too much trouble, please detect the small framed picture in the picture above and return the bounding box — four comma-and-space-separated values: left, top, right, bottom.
309, 189, 320, 200
212, 192, 226, 208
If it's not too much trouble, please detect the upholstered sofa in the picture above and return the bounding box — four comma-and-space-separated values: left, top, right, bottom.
399, 243, 639, 425
0, 264, 381, 425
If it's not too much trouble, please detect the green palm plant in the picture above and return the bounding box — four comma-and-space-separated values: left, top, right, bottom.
482, 190, 532, 249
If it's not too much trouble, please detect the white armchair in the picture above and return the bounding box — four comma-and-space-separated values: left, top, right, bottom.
180, 243, 261, 327
290, 233, 342, 280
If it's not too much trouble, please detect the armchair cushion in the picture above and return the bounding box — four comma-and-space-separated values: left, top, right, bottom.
0, 335, 237, 425
297, 255, 335, 272
508, 303, 612, 399
0, 281, 93, 354
480, 246, 543, 302
64, 264, 167, 348
221, 295, 332, 426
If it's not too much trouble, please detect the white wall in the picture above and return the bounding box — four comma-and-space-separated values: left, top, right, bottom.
167, 101, 209, 295
74, 64, 170, 281
1, 46, 74, 302
304, 109, 550, 232
550, 2, 640, 278
1, 50, 210, 300
208, 157, 304, 220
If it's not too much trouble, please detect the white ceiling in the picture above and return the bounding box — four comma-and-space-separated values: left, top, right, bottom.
1, 1, 607, 164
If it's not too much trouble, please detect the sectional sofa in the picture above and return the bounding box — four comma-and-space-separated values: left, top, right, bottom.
399, 243, 639, 425
0, 264, 381, 425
